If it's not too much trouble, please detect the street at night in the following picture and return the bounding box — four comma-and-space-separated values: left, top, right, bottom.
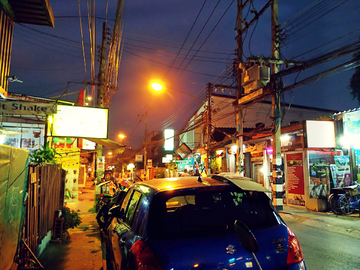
1, 1, 360, 270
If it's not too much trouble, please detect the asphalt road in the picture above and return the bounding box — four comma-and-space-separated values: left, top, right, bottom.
281, 213, 360, 270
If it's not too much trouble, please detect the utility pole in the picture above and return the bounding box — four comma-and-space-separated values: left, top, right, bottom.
271, 0, 283, 211
144, 111, 148, 180
95, 21, 107, 182
206, 82, 212, 176
236, 0, 244, 175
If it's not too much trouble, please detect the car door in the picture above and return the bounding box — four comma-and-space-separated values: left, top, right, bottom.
108, 188, 143, 270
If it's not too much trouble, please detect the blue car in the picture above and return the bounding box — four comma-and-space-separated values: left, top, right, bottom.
105, 174, 306, 270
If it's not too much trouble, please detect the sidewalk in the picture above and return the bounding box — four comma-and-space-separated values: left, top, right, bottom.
39, 181, 103, 270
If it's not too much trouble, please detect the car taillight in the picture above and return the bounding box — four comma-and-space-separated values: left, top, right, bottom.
130, 240, 164, 270
287, 228, 304, 265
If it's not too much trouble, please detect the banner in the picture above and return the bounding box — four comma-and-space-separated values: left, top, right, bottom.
56, 149, 80, 202
334, 156, 351, 187
0, 100, 56, 115
97, 156, 105, 179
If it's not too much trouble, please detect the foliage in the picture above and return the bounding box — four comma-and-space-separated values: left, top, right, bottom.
211, 158, 220, 173
60, 206, 82, 231
167, 160, 177, 171
29, 142, 61, 165
349, 51, 360, 105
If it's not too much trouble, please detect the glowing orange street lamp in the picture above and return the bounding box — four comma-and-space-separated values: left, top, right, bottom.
118, 134, 126, 146
151, 82, 163, 91
150, 81, 204, 101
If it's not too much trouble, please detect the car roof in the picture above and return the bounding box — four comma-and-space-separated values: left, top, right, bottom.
137, 177, 228, 192
134, 174, 270, 193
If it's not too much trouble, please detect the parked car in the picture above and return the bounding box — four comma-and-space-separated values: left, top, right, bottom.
104, 173, 307, 270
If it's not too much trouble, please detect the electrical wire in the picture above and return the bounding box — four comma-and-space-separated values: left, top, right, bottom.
172, 0, 221, 77
166, 0, 208, 76
179, 0, 236, 75
78, 0, 87, 73
292, 29, 360, 60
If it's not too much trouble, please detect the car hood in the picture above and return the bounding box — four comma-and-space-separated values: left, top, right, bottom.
147, 224, 289, 270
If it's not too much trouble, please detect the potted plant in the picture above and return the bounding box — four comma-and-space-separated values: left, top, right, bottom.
59, 206, 82, 240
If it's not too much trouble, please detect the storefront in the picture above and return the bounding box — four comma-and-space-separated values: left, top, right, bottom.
243, 120, 344, 211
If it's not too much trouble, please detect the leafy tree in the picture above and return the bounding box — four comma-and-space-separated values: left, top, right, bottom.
349, 51, 360, 105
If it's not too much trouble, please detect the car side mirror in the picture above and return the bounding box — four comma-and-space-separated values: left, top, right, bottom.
108, 205, 124, 219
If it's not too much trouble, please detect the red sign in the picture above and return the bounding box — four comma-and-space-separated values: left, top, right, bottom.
286, 152, 305, 206
286, 153, 305, 195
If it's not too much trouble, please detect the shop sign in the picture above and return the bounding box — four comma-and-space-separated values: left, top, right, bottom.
175, 160, 190, 165
343, 110, 360, 149
286, 152, 305, 206
135, 155, 143, 162
147, 159, 152, 168
0, 100, 56, 115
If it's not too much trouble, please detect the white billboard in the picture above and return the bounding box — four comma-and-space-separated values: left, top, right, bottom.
48, 105, 108, 139
164, 129, 174, 151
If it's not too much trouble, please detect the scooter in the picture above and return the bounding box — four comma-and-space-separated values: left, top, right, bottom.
96, 187, 127, 229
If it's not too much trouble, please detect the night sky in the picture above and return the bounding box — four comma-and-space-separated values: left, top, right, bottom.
8, 0, 360, 148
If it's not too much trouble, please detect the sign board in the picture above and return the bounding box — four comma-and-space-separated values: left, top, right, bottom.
0, 100, 57, 115
238, 88, 264, 105
48, 105, 108, 139
164, 129, 175, 151
175, 160, 192, 165
162, 157, 171, 163
147, 159, 152, 168
286, 152, 305, 206
135, 154, 143, 162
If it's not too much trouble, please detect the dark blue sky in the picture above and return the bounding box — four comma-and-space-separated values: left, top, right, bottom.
8, 0, 360, 148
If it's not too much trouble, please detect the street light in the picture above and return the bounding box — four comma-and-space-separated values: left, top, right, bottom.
150, 81, 204, 101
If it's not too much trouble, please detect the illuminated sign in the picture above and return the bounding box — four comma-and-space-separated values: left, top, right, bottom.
304, 120, 335, 148
48, 105, 108, 139
164, 129, 174, 151
82, 139, 96, 150
0, 100, 56, 115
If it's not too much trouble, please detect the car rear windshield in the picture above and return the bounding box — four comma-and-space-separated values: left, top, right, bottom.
148, 186, 280, 239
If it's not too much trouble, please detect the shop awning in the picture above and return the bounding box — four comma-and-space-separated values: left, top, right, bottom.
85, 138, 122, 148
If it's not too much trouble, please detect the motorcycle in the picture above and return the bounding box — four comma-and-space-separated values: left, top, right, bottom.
96, 186, 127, 229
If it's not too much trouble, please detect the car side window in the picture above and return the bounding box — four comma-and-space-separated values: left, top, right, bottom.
120, 189, 133, 216
124, 190, 142, 227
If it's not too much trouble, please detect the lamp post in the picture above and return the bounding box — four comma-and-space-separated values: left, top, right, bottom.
150, 82, 204, 101
118, 134, 126, 145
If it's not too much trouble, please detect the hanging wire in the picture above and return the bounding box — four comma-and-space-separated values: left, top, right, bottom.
180, 0, 236, 75
78, 0, 87, 73
173, 0, 221, 78
166, 0, 208, 77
